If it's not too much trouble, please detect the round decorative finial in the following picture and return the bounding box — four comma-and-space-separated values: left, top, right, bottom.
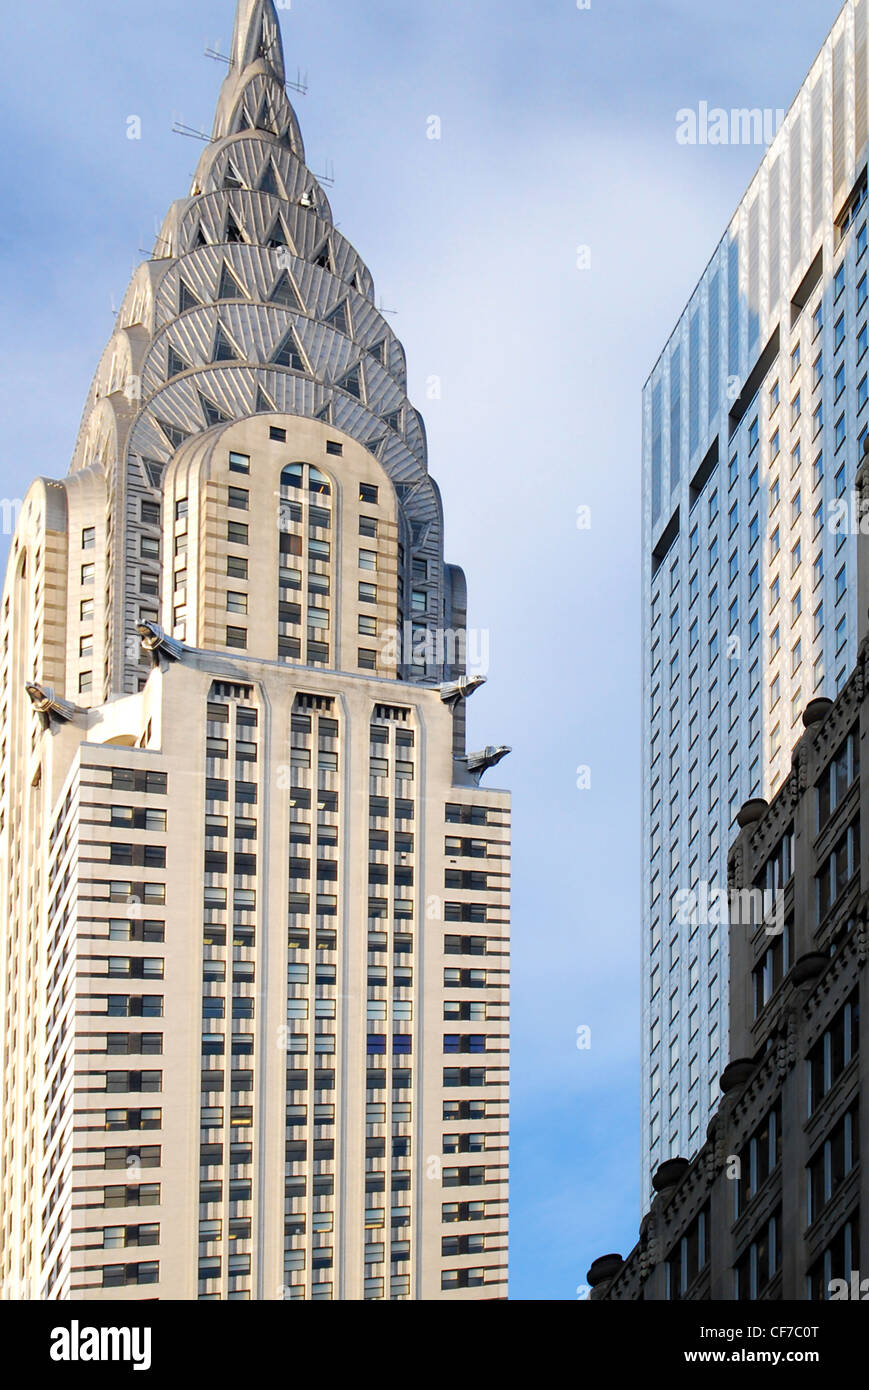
586, 1253, 624, 1287
719, 1059, 755, 1094
651, 1156, 690, 1192
803, 696, 832, 729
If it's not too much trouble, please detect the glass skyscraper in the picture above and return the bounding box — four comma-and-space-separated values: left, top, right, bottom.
642, 0, 869, 1197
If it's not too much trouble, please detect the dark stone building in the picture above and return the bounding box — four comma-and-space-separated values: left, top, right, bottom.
590, 457, 869, 1302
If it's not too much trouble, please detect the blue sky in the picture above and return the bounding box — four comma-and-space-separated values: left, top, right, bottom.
0, 0, 845, 1298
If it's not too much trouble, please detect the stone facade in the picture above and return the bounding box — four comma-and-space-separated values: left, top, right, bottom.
0, 1, 510, 1302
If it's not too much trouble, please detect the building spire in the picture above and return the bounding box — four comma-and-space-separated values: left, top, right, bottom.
230, 0, 285, 82
211, 0, 291, 144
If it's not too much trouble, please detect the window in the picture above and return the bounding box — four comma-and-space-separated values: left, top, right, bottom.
807, 992, 859, 1110
360, 483, 378, 503
665, 1208, 709, 1300
815, 824, 861, 923
748, 417, 759, 452
228, 487, 249, 511
226, 592, 248, 614
835, 566, 847, 602
229, 452, 250, 474
82, 527, 96, 550
227, 555, 248, 580
816, 729, 859, 830
226, 627, 247, 649
807, 1106, 857, 1224
734, 1212, 781, 1299
835, 414, 846, 450
227, 522, 248, 545
359, 550, 377, 571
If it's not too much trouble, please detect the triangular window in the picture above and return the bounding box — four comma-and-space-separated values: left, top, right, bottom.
315, 402, 333, 424
225, 210, 245, 244
369, 340, 387, 366
217, 263, 245, 300
179, 279, 201, 313
142, 459, 165, 488
265, 215, 290, 249
269, 271, 300, 309
156, 420, 191, 450
254, 92, 275, 134
167, 347, 188, 378
192, 223, 209, 249
255, 384, 277, 414
325, 301, 350, 335
212, 325, 240, 362
383, 410, 401, 431
198, 391, 231, 426
223, 164, 243, 190
313, 241, 332, 271
259, 160, 281, 197
338, 366, 362, 400
271, 330, 305, 371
